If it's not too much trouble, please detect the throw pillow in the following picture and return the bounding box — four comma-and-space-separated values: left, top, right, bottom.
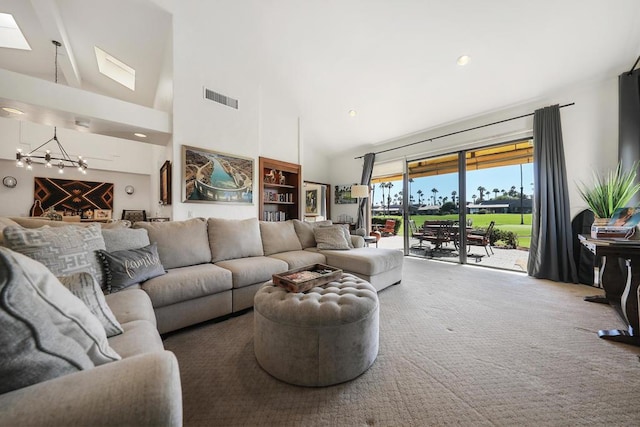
208, 217, 264, 262
101, 228, 150, 252
337, 224, 355, 249
0, 247, 120, 394
292, 219, 333, 248
97, 243, 166, 293
260, 220, 303, 255
3, 223, 106, 289
58, 272, 124, 337
314, 225, 352, 250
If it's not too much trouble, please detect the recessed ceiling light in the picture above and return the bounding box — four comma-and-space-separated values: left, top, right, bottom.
349, 110, 357, 117
95, 46, 135, 90
0, 13, 31, 50
2, 107, 24, 115
457, 55, 471, 66
134, 132, 147, 138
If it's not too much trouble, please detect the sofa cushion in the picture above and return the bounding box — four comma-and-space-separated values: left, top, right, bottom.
208, 217, 264, 262
141, 263, 233, 308
105, 288, 157, 326
58, 272, 123, 338
101, 228, 150, 252
3, 223, 106, 288
314, 225, 351, 250
292, 219, 333, 249
319, 247, 404, 276
215, 256, 288, 288
134, 218, 211, 269
97, 243, 166, 294
0, 247, 120, 395
260, 220, 302, 256
268, 250, 327, 269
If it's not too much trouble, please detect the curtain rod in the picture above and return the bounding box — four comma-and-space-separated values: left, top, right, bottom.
354, 102, 575, 159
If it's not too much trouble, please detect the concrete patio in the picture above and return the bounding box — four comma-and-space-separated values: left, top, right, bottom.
373, 235, 530, 272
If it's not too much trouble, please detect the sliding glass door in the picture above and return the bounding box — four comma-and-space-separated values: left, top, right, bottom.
371, 139, 533, 271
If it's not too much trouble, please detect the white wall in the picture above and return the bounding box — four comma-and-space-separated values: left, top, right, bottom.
168, 1, 327, 221
328, 76, 620, 221
0, 117, 167, 217
0, 159, 152, 219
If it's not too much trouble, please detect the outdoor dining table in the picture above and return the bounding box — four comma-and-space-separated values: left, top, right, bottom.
420, 221, 473, 251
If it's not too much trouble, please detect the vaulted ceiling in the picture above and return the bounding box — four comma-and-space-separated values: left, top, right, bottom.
0, 1, 639, 155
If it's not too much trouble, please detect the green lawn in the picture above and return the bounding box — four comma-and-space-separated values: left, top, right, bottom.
374, 213, 533, 249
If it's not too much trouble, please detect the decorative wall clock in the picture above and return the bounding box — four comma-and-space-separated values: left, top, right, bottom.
3, 176, 17, 188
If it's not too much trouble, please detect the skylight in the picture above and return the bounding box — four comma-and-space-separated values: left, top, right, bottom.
0, 13, 31, 50
94, 46, 135, 90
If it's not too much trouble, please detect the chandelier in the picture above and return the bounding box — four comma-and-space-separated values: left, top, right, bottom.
15, 40, 88, 174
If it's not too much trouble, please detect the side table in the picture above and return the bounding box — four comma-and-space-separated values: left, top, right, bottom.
363, 236, 378, 247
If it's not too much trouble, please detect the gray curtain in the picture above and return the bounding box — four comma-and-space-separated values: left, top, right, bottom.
356, 153, 376, 230
527, 105, 577, 282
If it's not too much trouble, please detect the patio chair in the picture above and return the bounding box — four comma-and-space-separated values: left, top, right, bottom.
467, 220, 495, 257
408, 219, 428, 249
377, 219, 396, 236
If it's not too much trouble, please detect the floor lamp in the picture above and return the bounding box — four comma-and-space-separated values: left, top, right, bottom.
351, 184, 370, 233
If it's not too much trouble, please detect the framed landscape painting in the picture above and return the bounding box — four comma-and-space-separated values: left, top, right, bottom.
334, 185, 357, 204
182, 145, 253, 204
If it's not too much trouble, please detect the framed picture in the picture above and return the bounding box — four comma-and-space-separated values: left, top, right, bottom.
160, 160, 172, 205
182, 145, 254, 204
334, 185, 357, 204
94, 209, 112, 220
305, 189, 319, 215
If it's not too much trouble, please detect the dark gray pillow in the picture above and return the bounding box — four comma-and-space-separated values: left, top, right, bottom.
97, 243, 166, 293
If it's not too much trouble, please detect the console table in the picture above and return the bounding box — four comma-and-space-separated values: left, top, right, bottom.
579, 234, 640, 346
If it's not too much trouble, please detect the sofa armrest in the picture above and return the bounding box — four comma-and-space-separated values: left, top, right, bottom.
0, 351, 182, 427
351, 235, 365, 248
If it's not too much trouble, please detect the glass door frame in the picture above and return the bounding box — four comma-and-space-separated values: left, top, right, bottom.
402, 151, 469, 263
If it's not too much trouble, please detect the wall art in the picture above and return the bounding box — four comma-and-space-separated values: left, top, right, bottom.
182, 145, 253, 204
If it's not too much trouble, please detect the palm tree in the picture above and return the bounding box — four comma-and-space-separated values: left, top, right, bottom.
477, 186, 486, 202
509, 185, 518, 197
417, 189, 424, 204
408, 177, 414, 205
438, 196, 443, 205
385, 182, 394, 215
451, 190, 457, 207
472, 194, 477, 203
431, 188, 438, 205
493, 188, 500, 199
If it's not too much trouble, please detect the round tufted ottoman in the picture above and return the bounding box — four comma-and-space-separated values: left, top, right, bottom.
254, 273, 379, 387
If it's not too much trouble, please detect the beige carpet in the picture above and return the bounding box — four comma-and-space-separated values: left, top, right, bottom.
163, 257, 640, 426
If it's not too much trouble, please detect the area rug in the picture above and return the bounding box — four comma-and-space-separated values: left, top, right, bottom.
163, 257, 640, 426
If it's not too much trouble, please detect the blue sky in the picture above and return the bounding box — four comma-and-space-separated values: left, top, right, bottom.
372, 163, 534, 205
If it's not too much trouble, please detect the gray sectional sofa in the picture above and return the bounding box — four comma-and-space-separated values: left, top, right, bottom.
0, 215, 403, 426
133, 217, 404, 333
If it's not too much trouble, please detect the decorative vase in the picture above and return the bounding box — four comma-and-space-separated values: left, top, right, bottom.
29, 200, 44, 217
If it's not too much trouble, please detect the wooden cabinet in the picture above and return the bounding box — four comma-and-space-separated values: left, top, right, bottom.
259, 157, 301, 221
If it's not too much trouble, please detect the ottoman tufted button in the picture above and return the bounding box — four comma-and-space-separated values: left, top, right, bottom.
253, 273, 379, 387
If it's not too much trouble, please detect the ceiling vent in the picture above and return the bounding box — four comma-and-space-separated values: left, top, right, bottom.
204, 87, 238, 109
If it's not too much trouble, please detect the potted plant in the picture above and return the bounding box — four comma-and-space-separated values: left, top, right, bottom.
577, 162, 640, 224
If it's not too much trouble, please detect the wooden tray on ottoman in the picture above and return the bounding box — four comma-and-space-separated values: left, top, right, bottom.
272, 264, 343, 293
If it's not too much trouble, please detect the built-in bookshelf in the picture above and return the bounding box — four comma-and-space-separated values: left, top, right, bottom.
259, 157, 301, 221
